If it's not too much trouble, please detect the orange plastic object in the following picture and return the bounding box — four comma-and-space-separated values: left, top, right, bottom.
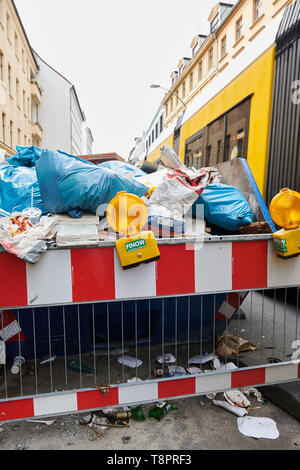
106, 191, 148, 236
269, 188, 300, 229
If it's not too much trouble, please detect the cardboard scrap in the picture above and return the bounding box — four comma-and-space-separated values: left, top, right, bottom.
216, 334, 257, 357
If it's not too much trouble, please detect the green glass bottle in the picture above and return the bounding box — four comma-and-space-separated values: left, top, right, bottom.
131, 406, 146, 421
68, 360, 94, 374
148, 403, 172, 421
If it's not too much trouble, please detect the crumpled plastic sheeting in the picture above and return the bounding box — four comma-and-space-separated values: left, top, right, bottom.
0, 215, 57, 264
6, 145, 42, 168
0, 165, 47, 215
98, 160, 146, 178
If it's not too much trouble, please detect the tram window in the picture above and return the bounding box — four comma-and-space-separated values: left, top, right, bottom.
185, 132, 204, 169
206, 116, 225, 166
217, 140, 222, 163
184, 97, 251, 168
206, 145, 211, 166
224, 134, 231, 161
225, 99, 249, 159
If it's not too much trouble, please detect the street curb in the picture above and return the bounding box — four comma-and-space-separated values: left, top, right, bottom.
258, 381, 300, 422
230, 356, 300, 422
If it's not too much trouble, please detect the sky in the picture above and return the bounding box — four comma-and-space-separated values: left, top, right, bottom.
14, 0, 233, 158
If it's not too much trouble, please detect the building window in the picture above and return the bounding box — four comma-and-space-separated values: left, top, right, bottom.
0, 51, 3, 81
208, 47, 214, 70
254, 0, 262, 21
199, 61, 203, 81
14, 33, 19, 59
1, 113, 5, 143
182, 81, 186, 99
210, 13, 219, 33
170, 96, 173, 113
221, 36, 227, 58
160, 115, 163, 133
236, 17, 243, 42
8, 64, 12, 96
166, 102, 169, 117
6, 14, 11, 42
155, 123, 158, 139
152, 129, 154, 143
189, 72, 193, 91
17, 128, 21, 145
9, 121, 13, 148
16, 78, 19, 106
23, 90, 26, 113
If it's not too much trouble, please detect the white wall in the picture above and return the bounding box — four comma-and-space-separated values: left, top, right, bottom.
70, 87, 84, 156
34, 53, 72, 153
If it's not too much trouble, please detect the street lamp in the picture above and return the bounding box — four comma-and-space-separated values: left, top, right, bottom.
150, 84, 187, 110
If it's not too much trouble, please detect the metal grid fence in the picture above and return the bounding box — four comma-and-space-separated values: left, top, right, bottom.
0, 287, 299, 408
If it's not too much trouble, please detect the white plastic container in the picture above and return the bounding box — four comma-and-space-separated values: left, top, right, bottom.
22, 208, 42, 225
11, 356, 25, 375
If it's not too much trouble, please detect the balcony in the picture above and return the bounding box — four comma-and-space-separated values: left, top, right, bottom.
31, 121, 43, 140
30, 80, 42, 104
0, 140, 14, 156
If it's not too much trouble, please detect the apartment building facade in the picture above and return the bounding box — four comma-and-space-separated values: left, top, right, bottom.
162, 0, 294, 126
0, 0, 42, 155
0, 0, 93, 157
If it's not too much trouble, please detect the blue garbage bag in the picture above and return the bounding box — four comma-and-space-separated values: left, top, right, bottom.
98, 160, 146, 178
0, 165, 47, 215
6, 146, 42, 168
194, 183, 253, 232
36, 149, 149, 217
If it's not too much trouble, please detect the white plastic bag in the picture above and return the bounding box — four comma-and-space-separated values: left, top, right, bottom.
237, 417, 280, 439
0, 215, 57, 264
156, 353, 176, 364
117, 356, 143, 368
213, 400, 248, 417
149, 168, 210, 218
159, 146, 185, 170
224, 390, 251, 408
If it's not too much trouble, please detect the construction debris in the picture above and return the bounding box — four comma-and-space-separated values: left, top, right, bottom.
216, 334, 257, 357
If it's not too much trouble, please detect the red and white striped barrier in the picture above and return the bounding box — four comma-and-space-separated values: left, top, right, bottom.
0, 310, 25, 342
215, 292, 248, 321
0, 361, 299, 422
0, 239, 299, 309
